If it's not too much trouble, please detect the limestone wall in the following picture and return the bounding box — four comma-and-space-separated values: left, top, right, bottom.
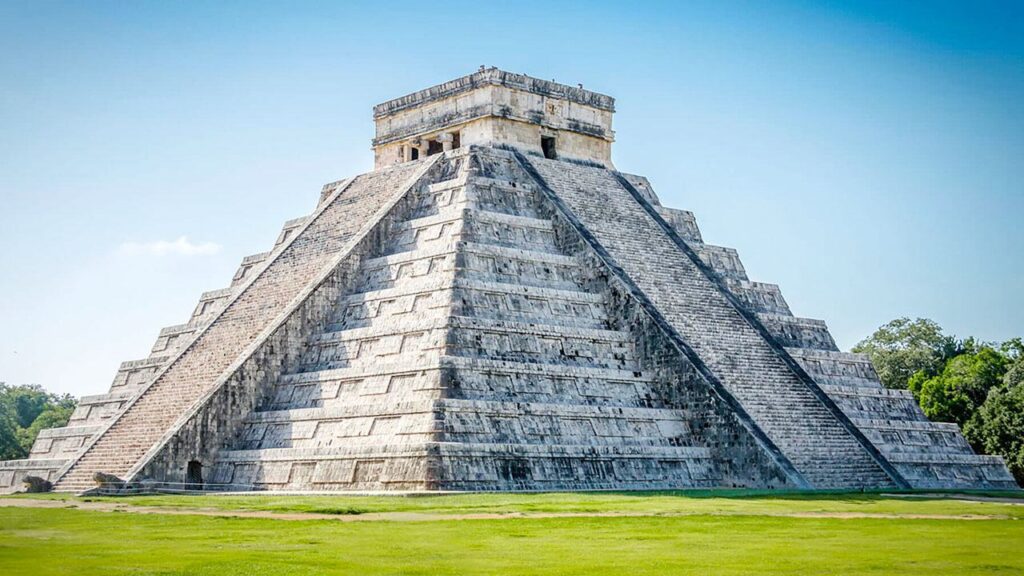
373, 69, 614, 169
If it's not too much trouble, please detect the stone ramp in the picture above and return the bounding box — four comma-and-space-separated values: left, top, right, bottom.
53, 159, 433, 492
521, 153, 901, 490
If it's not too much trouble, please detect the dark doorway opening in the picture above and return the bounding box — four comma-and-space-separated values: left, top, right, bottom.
541, 136, 557, 159
452, 132, 461, 150
427, 139, 443, 156
186, 460, 203, 490
410, 147, 419, 161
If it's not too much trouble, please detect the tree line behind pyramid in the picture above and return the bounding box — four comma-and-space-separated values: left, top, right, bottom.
853, 318, 1024, 485
0, 68, 1017, 493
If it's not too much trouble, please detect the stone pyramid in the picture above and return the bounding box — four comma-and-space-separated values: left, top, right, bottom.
2, 68, 1015, 493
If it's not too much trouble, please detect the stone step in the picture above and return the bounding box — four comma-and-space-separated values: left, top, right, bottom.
230, 251, 272, 287
310, 315, 631, 350
757, 313, 838, 352
215, 441, 712, 464
68, 390, 137, 424
446, 316, 637, 369
851, 418, 975, 455
722, 279, 791, 316
786, 348, 882, 386
407, 175, 542, 221
822, 384, 925, 422
690, 243, 747, 281
206, 441, 720, 492
301, 314, 635, 372
354, 241, 585, 293
232, 399, 693, 451
246, 398, 686, 425
327, 277, 608, 332
270, 357, 657, 410
107, 355, 172, 392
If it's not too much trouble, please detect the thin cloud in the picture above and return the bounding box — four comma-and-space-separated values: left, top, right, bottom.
116, 236, 222, 257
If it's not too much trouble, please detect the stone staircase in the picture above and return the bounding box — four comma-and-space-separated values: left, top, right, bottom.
650, 174, 1013, 488
523, 152, 899, 490
0, 212, 316, 493
51, 159, 431, 492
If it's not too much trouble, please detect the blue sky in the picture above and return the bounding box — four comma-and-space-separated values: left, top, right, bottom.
1, 1, 1021, 396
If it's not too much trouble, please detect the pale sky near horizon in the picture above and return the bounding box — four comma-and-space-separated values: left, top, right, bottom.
1, 1, 1022, 397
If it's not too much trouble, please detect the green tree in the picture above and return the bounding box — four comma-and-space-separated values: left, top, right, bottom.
6, 384, 50, 428
0, 401, 22, 460
909, 346, 1007, 426
1001, 338, 1024, 389
852, 318, 960, 389
0, 383, 77, 460
17, 402, 77, 454
964, 383, 1024, 486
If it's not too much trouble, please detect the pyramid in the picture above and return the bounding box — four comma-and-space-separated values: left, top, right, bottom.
2, 68, 1015, 493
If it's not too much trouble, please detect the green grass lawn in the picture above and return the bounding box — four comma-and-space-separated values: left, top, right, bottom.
2, 491, 1022, 575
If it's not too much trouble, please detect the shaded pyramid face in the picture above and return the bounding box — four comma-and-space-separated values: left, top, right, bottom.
3, 146, 1016, 493
202, 149, 781, 491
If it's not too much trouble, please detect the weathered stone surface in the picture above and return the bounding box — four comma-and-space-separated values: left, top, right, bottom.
23, 475, 52, 493
92, 472, 125, 489
2, 68, 1014, 493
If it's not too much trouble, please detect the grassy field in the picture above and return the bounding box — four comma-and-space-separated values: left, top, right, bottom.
2, 491, 1022, 575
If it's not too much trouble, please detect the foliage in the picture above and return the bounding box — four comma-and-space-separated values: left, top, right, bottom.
6, 385, 51, 428
17, 404, 77, 454
909, 346, 1007, 426
858, 319, 1023, 487
0, 383, 76, 460
964, 379, 1024, 486
852, 317, 960, 389
1001, 338, 1024, 389
0, 406, 20, 461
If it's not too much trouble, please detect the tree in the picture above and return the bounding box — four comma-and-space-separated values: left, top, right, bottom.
18, 402, 77, 454
6, 384, 50, 428
0, 383, 77, 460
964, 383, 1024, 486
909, 346, 1007, 426
1001, 338, 1024, 389
0, 401, 22, 460
852, 318, 960, 389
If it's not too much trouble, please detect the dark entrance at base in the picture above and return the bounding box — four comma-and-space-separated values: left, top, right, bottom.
186, 460, 203, 490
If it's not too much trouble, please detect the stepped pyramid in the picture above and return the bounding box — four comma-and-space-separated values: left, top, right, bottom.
2, 68, 1016, 493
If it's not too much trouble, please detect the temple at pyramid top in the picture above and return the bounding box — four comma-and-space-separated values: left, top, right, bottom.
372, 67, 616, 168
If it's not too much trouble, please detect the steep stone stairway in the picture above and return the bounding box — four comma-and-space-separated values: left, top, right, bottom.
523, 153, 900, 490
628, 167, 1015, 489
52, 160, 431, 492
